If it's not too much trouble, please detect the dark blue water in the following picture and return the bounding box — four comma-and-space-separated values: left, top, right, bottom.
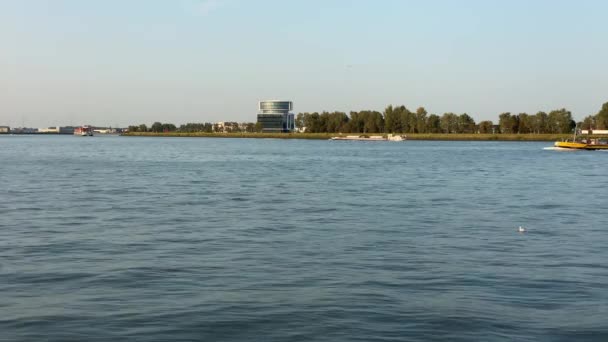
1, 135, 607, 341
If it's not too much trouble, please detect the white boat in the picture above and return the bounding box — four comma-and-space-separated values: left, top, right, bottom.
330, 134, 406, 141
387, 134, 406, 141
74, 126, 94, 136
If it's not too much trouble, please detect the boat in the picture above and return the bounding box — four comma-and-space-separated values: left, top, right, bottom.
74, 126, 94, 136
330, 134, 406, 141
387, 134, 406, 141
554, 139, 608, 150
553, 126, 608, 150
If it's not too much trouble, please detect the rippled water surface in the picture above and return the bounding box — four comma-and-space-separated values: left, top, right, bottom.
1, 135, 608, 341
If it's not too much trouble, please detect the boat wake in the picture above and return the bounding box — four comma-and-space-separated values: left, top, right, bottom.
543, 147, 577, 151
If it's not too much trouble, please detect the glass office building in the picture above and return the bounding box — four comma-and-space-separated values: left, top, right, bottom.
257, 100, 295, 133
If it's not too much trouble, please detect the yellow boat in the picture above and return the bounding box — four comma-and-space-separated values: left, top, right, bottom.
554, 139, 608, 150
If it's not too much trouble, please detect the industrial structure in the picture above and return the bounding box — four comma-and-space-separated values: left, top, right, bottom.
257, 100, 295, 133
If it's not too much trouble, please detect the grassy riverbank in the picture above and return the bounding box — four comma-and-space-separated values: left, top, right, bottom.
123, 132, 576, 141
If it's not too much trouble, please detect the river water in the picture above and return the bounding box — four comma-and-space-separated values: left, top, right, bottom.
1, 135, 607, 341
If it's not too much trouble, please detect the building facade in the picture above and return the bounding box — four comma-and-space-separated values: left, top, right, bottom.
214, 121, 240, 133
0, 126, 10, 134
38, 126, 75, 134
10, 127, 38, 134
257, 100, 295, 133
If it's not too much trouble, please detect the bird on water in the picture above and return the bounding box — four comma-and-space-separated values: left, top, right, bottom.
518, 226, 526, 233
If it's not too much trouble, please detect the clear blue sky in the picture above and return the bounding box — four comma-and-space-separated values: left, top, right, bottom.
1, 0, 607, 127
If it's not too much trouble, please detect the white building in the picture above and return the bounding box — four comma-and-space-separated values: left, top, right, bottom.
581, 129, 608, 135
214, 122, 239, 133
38, 127, 59, 133
38, 126, 75, 134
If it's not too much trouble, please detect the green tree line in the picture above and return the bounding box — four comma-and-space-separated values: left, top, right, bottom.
127, 102, 607, 134
128, 122, 178, 133
296, 106, 590, 134
581, 102, 608, 130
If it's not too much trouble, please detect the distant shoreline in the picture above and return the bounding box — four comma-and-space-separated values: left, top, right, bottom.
122, 132, 577, 141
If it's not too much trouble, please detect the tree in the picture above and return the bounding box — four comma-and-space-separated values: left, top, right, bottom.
547, 108, 574, 134
298, 113, 309, 132
457, 113, 476, 133
161, 123, 176, 132
309, 113, 321, 132
415, 107, 428, 133
498, 112, 520, 133
346, 111, 361, 133
580, 115, 595, 130
397, 106, 413, 133
151, 122, 163, 133
595, 102, 608, 129
319, 112, 330, 133
427, 114, 441, 133
138, 124, 148, 132
295, 113, 304, 130
327, 112, 349, 132
518, 113, 531, 134
440, 113, 458, 133
478, 121, 494, 134
509, 114, 520, 134
498, 113, 512, 133
178, 122, 215, 133
533, 111, 548, 134
384, 105, 396, 133
355, 110, 384, 133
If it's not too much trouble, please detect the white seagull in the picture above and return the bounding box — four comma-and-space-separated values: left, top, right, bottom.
518, 226, 526, 233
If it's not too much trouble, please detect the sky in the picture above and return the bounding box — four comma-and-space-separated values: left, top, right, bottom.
1, 0, 607, 128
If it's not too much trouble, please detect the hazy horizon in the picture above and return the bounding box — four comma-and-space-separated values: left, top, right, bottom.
2, 0, 607, 128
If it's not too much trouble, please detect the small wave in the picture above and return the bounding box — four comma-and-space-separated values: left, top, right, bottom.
543, 147, 577, 151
